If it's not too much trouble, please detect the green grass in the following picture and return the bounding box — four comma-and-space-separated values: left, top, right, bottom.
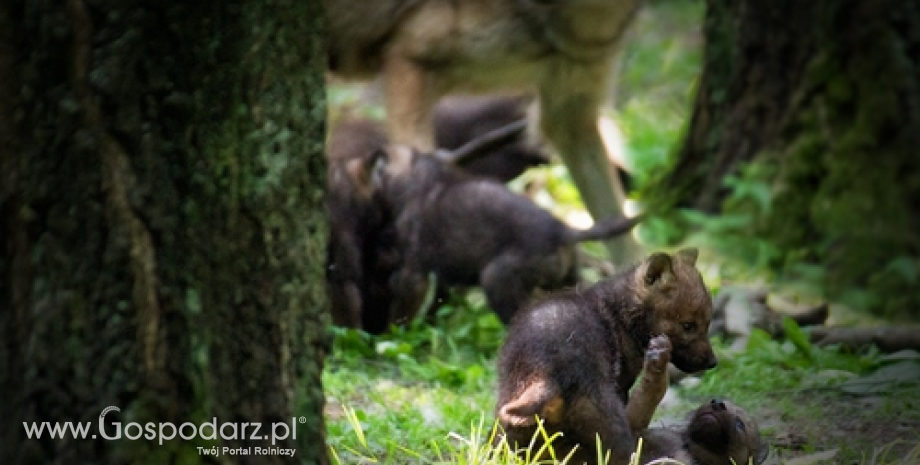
676, 327, 920, 463
323, 309, 920, 464
324, 300, 505, 463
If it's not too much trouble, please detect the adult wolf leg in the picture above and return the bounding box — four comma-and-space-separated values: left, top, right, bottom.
539, 64, 640, 263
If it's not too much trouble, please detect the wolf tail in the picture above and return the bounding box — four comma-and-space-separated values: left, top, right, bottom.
563, 214, 642, 244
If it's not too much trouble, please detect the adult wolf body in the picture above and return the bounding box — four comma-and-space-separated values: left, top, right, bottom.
325, 0, 643, 261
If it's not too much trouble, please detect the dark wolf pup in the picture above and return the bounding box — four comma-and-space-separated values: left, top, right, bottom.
496, 249, 717, 465
326, 118, 396, 333
639, 399, 769, 465
371, 144, 640, 325
326, 96, 546, 333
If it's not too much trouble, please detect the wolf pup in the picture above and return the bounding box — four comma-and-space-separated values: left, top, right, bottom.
326, 118, 399, 333
495, 249, 717, 465
325, 0, 642, 259
639, 399, 770, 465
371, 144, 640, 325
326, 96, 548, 333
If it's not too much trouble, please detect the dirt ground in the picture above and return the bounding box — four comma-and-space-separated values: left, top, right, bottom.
656, 371, 920, 464
761, 391, 920, 464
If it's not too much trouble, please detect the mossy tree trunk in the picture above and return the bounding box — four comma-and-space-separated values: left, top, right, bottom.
643, 0, 920, 318
0, 1, 329, 463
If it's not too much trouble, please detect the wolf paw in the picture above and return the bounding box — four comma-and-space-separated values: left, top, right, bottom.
645, 334, 672, 373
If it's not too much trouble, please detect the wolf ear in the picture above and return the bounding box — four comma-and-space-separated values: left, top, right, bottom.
644, 253, 672, 286
676, 248, 699, 266
344, 152, 380, 192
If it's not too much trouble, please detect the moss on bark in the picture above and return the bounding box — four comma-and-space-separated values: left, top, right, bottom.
0, 0, 330, 463
643, 0, 920, 318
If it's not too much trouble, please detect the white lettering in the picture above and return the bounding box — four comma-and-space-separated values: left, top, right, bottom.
222, 447, 250, 455
158, 422, 176, 445
178, 422, 196, 440
220, 421, 238, 440
124, 422, 143, 440
144, 422, 156, 440
23, 422, 92, 439
271, 422, 289, 445
23, 407, 305, 449
248, 422, 263, 440
99, 419, 121, 440
253, 447, 297, 456
199, 417, 217, 440
69, 422, 93, 439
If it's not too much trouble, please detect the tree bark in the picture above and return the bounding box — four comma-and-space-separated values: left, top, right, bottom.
643, 0, 920, 318
0, 1, 329, 464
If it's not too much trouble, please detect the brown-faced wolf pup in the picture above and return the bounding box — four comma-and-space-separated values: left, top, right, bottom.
371, 144, 640, 325
325, 0, 643, 259
326, 96, 546, 333
495, 249, 717, 465
640, 399, 769, 465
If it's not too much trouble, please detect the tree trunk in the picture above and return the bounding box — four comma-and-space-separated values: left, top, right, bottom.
643, 0, 920, 318
0, 1, 329, 464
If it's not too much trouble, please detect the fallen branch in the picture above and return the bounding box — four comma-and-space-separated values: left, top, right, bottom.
810, 327, 920, 352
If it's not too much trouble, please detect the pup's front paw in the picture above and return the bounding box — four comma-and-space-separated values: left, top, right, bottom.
645, 335, 672, 373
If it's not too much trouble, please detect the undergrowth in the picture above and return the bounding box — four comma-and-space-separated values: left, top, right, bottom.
323, 300, 920, 463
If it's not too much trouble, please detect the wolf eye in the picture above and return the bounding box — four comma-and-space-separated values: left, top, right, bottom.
681, 322, 697, 332
735, 418, 746, 432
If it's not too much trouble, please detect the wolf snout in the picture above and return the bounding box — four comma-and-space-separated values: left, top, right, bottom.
671, 340, 719, 373
704, 352, 718, 370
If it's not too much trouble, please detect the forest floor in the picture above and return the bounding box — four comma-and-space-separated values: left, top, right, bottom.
653, 332, 920, 464
322, 298, 920, 464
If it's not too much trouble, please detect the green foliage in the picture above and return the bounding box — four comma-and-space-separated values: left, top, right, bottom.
629, 0, 920, 321
616, 0, 704, 187
325, 309, 920, 463
324, 299, 506, 463
691, 328, 887, 401
680, 326, 920, 462
331, 296, 505, 377
640, 141, 920, 320
781, 317, 814, 362
329, 400, 682, 465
